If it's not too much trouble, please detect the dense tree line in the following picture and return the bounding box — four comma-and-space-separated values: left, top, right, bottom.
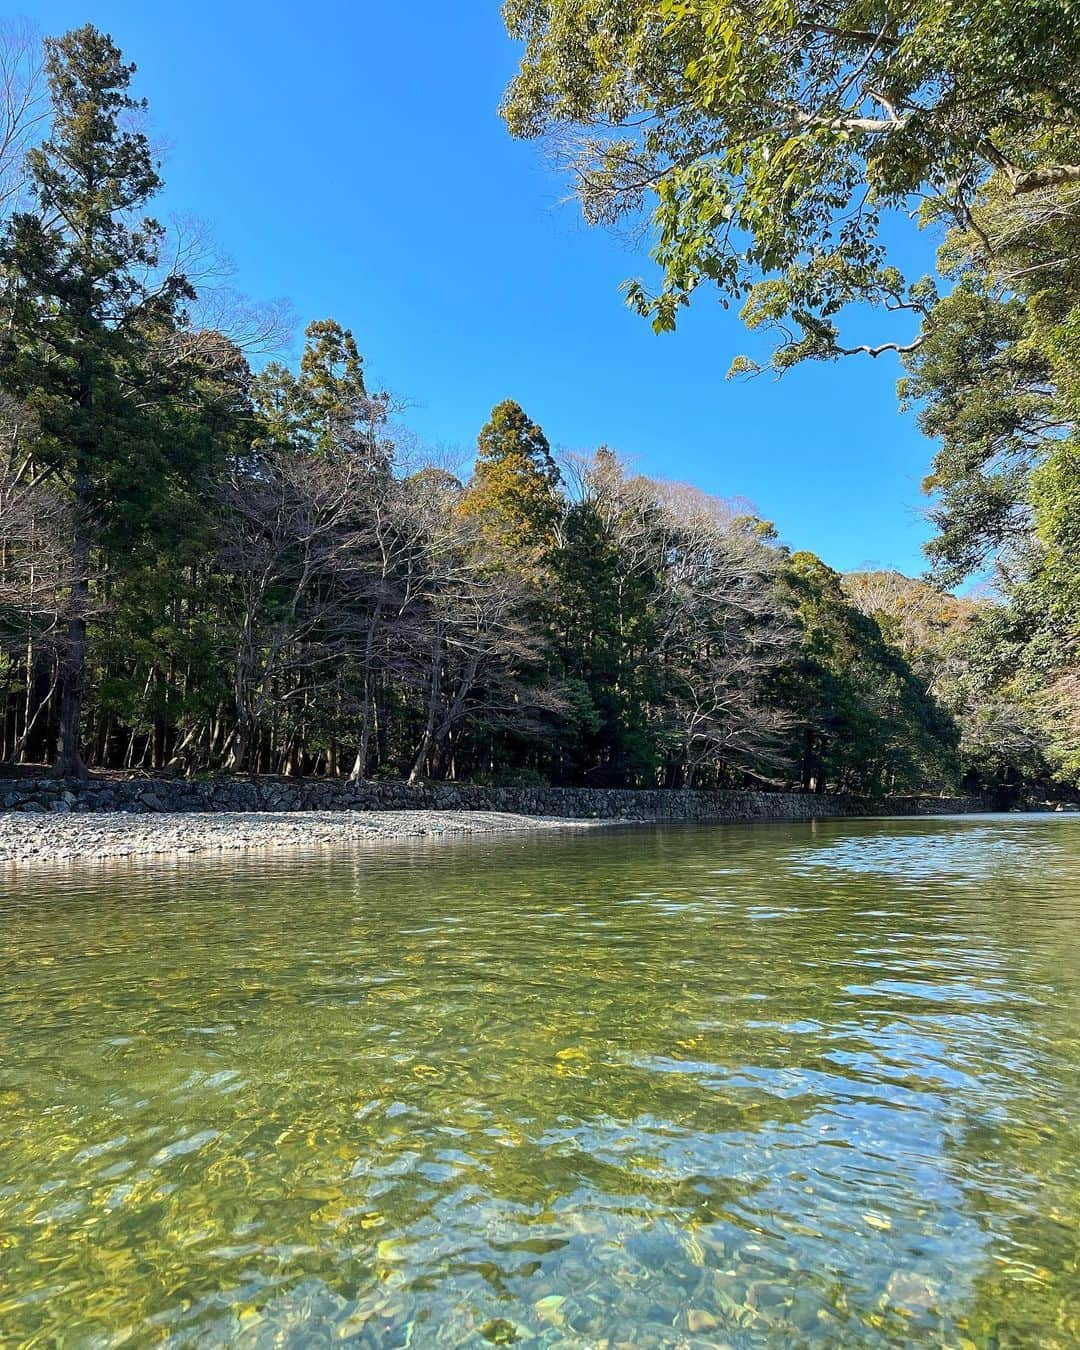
0, 23, 1072, 799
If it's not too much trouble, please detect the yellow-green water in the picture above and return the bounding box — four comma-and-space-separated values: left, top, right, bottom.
1, 815, 1078, 1347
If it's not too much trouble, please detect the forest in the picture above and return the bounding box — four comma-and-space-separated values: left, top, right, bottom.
0, 15, 1077, 800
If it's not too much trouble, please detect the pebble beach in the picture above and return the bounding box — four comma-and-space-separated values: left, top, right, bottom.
0, 808, 604, 865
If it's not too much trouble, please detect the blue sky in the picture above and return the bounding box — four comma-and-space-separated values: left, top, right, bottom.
29, 0, 942, 574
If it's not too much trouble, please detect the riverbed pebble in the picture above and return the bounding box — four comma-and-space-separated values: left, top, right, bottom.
0, 809, 603, 866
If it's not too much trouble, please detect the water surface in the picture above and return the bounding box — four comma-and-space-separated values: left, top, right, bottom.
1, 815, 1078, 1346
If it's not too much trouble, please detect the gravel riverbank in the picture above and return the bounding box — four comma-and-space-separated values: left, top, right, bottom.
0, 809, 607, 865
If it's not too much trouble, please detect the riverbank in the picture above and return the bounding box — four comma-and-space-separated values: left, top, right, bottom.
0, 774, 989, 821
0, 808, 606, 865
0, 777, 998, 865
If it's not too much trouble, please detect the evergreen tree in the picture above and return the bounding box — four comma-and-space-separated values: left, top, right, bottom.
462, 400, 562, 556
0, 25, 194, 775
253, 318, 389, 469
779, 553, 959, 796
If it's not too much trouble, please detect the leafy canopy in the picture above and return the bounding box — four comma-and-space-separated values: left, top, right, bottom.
502, 1, 1080, 362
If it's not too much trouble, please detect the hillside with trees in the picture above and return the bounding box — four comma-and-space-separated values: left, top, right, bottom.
0, 21, 1075, 802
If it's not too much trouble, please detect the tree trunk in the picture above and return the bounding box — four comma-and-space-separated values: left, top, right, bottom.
408, 637, 443, 785
55, 513, 90, 778
9, 671, 58, 766
54, 363, 93, 777
800, 727, 814, 791
350, 687, 377, 783
350, 603, 384, 782
225, 724, 251, 773
408, 721, 436, 786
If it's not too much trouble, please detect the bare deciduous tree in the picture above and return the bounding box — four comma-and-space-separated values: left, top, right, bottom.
217, 446, 381, 772
565, 449, 796, 785
0, 20, 45, 214
0, 393, 72, 762
649, 487, 795, 785
400, 477, 562, 784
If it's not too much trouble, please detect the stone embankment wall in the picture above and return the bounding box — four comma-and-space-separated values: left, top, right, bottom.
0, 777, 987, 820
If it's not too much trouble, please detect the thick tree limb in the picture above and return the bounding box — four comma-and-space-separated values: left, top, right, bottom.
795, 23, 900, 49
835, 336, 924, 359
1010, 164, 1080, 194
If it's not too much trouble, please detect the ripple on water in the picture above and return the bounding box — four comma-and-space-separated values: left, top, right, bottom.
0, 816, 1078, 1346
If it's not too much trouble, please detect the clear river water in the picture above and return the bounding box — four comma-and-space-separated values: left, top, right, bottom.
1, 814, 1078, 1347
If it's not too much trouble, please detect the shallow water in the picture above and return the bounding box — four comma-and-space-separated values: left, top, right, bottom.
1, 815, 1078, 1347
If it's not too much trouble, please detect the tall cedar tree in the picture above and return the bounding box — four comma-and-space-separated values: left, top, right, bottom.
0, 26, 192, 775
462, 400, 562, 557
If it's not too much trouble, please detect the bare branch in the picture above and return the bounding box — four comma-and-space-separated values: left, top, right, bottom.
0, 19, 46, 213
